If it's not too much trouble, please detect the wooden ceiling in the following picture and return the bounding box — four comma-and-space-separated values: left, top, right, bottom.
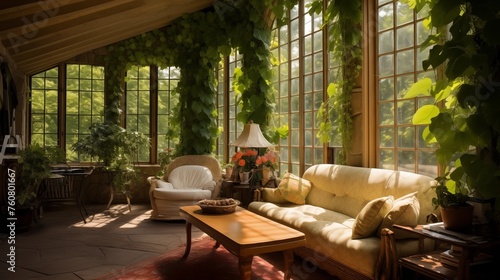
0, 0, 213, 75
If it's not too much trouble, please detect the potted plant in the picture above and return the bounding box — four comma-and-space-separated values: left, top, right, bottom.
432, 171, 474, 231
73, 121, 149, 204
404, 0, 500, 223
16, 143, 51, 230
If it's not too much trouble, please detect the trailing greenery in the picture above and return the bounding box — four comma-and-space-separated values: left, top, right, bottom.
311, 0, 363, 164
404, 0, 500, 217
102, 0, 289, 156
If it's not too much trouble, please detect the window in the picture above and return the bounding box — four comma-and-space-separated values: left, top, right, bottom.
157, 67, 180, 156
126, 66, 151, 162
30, 67, 59, 147
270, 0, 326, 175
216, 51, 243, 162
30, 65, 105, 162
66, 64, 105, 161
376, 0, 437, 177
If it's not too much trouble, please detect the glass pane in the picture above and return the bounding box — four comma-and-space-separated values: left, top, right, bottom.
396, 49, 414, 74
397, 126, 415, 148
397, 100, 415, 124
379, 127, 394, 148
379, 30, 394, 54
396, 25, 414, 50
378, 4, 394, 31
396, 2, 413, 26
379, 149, 395, 169
418, 150, 438, 177
379, 54, 394, 77
398, 150, 415, 172
379, 103, 394, 125
379, 78, 394, 101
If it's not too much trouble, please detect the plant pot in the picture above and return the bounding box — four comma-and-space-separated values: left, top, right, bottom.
440, 204, 474, 231
15, 207, 35, 233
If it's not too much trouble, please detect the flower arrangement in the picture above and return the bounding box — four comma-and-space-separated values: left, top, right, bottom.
231, 148, 279, 173
231, 149, 258, 173
256, 148, 278, 170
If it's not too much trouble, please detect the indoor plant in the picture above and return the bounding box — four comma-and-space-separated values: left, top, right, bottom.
404, 0, 500, 222
432, 170, 474, 231
73, 121, 149, 198
16, 143, 52, 229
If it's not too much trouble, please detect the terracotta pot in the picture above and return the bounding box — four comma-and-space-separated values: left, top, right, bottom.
440, 204, 474, 231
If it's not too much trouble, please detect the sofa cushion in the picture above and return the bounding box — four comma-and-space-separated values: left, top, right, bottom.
168, 165, 215, 190
377, 191, 420, 239
352, 195, 394, 239
276, 173, 312, 205
261, 188, 289, 203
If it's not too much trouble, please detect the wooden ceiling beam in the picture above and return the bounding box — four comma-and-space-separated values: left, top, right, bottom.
1, 0, 213, 75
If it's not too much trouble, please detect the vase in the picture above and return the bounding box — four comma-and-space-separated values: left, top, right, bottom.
261, 166, 273, 186
239, 171, 251, 184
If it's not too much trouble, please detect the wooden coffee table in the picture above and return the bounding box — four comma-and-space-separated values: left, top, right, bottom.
179, 205, 306, 280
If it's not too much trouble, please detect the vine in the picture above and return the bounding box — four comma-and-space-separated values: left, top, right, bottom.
102, 0, 283, 155
311, 0, 362, 164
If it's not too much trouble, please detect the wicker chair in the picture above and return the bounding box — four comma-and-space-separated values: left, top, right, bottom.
148, 155, 222, 220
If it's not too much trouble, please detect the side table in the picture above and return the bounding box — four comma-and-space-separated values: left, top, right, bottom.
394, 223, 499, 280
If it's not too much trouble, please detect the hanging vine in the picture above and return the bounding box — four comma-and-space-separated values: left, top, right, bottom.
102, 1, 284, 155
311, 0, 362, 164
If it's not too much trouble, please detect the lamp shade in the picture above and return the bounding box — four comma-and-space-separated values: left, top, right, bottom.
232, 123, 273, 148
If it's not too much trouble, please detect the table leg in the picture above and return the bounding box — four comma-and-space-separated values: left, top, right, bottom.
182, 222, 192, 258
238, 255, 253, 280
283, 250, 294, 280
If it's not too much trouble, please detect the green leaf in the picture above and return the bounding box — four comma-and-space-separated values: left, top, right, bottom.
445, 53, 471, 80
483, 18, 500, 45
430, 0, 462, 27
404, 78, 432, 98
422, 126, 437, 144
327, 83, 337, 98
456, 84, 476, 108
412, 104, 440, 125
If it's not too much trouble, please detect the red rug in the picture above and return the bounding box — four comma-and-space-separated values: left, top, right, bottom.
98, 237, 334, 280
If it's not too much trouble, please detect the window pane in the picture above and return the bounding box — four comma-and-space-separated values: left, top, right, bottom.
65, 64, 105, 162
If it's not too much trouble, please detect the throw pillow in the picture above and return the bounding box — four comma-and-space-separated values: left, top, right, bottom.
276, 172, 312, 205
377, 191, 420, 239
352, 195, 394, 239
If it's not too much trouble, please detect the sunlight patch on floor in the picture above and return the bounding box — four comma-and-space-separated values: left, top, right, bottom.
71, 204, 152, 228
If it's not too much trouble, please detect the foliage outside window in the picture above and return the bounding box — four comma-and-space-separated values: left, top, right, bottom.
30, 68, 59, 147
66, 64, 105, 162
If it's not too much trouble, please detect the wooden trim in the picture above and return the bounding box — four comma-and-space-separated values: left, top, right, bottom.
363, 0, 378, 168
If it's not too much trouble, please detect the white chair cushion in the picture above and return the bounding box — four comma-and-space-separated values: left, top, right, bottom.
154, 188, 212, 200
168, 165, 215, 190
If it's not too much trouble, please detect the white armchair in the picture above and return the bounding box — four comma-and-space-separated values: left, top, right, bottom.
148, 155, 222, 220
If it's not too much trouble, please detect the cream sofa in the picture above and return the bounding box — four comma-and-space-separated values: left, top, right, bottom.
248, 164, 438, 280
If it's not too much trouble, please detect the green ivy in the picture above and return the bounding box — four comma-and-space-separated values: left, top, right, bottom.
102, 0, 288, 156
311, 0, 362, 164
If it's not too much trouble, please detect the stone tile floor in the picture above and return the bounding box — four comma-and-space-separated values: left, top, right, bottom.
0, 203, 205, 280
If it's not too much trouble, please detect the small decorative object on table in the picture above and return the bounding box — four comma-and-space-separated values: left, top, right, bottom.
197, 198, 240, 214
